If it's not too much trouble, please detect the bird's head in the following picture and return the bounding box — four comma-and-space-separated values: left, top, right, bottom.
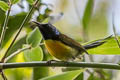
32, 21, 60, 40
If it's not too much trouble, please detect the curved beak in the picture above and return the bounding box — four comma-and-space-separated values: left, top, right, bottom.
32, 21, 41, 25
31, 21, 48, 29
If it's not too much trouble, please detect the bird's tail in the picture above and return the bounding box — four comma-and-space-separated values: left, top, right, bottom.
83, 35, 112, 50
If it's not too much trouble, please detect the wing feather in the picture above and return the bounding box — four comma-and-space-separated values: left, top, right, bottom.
59, 34, 88, 54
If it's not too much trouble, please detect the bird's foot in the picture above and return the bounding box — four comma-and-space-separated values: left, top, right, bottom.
47, 60, 59, 65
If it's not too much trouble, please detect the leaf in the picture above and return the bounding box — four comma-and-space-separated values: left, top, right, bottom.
88, 3, 108, 39
32, 67, 49, 80
26, 0, 42, 5
11, 0, 20, 4
0, 8, 5, 24
1, 12, 27, 48
24, 45, 45, 80
5, 65, 32, 80
27, 0, 34, 5
26, 27, 42, 47
83, 36, 120, 55
75, 72, 83, 80
24, 46, 43, 61
6, 36, 26, 62
39, 70, 85, 80
0, 1, 9, 11
5, 69, 25, 80
82, 0, 94, 29
32, 47, 51, 80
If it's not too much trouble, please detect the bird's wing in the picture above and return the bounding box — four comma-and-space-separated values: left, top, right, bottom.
59, 34, 88, 54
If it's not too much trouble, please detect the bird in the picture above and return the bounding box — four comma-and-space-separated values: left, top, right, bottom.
32, 21, 108, 61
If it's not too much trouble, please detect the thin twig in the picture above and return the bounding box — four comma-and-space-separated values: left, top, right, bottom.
4, 43, 44, 63
0, 61, 120, 70
1, 0, 40, 62
0, 4, 12, 48
4, 46, 31, 63
0, 70, 7, 80
112, 13, 120, 48
0, 1, 12, 80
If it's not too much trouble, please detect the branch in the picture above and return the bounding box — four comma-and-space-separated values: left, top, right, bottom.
112, 13, 120, 48
1, 0, 40, 62
4, 43, 44, 63
0, 3, 12, 48
4, 46, 31, 63
0, 70, 7, 80
0, 61, 120, 70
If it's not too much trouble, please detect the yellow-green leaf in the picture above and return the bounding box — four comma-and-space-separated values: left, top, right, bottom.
11, 0, 20, 4
82, 0, 94, 29
84, 36, 120, 55
39, 70, 85, 80
26, 27, 42, 47
27, 0, 34, 5
24, 46, 43, 61
0, 1, 9, 11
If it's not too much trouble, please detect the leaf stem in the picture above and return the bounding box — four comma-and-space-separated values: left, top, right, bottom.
1, 0, 40, 62
4, 43, 44, 62
112, 13, 120, 48
0, 70, 7, 80
0, 61, 120, 70
0, 4, 12, 48
4, 46, 31, 63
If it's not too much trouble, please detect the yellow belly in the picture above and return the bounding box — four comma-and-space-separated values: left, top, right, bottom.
44, 40, 73, 61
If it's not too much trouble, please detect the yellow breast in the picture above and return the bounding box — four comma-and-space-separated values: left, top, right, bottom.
44, 40, 73, 61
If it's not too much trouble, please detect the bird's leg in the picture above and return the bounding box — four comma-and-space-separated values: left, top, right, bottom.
47, 60, 59, 65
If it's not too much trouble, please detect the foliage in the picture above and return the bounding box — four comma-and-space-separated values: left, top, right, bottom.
39, 70, 84, 80
26, 27, 42, 47
0, 0, 119, 80
82, 0, 94, 29
0, 1, 9, 11
84, 36, 120, 55
11, 0, 20, 4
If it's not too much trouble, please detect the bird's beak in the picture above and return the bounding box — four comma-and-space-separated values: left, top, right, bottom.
31, 21, 45, 29
32, 21, 41, 26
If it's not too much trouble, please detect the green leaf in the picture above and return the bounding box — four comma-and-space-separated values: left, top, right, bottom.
27, 0, 34, 5
6, 36, 26, 62
0, 8, 5, 24
32, 47, 51, 80
88, 3, 108, 39
24, 45, 45, 80
26, 27, 42, 47
39, 70, 85, 80
0, 1, 9, 11
5, 69, 25, 80
11, 0, 20, 4
84, 36, 120, 55
24, 46, 43, 61
82, 0, 94, 29
75, 72, 83, 80
0, 12, 27, 48
27, 0, 41, 5
32, 67, 50, 80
